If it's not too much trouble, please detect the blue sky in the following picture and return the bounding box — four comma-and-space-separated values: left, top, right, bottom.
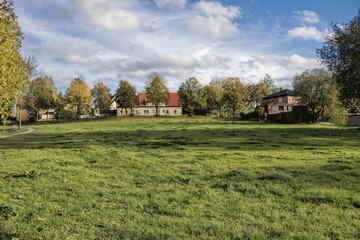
14, 0, 359, 94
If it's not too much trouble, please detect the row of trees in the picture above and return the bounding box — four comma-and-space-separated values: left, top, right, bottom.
178, 75, 277, 117
1, 1, 359, 128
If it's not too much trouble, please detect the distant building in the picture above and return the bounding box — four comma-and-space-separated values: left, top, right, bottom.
263, 89, 300, 114
117, 92, 182, 116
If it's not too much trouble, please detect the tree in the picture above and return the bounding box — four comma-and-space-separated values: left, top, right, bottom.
116, 80, 137, 115
222, 77, 249, 117
179, 77, 205, 116
248, 82, 270, 108
203, 85, 223, 116
317, 12, 360, 112
17, 57, 39, 128
65, 77, 92, 115
260, 74, 279, 94
0, 0, 28, 130
293, 68, 343, 123
91, 82, 111, 111
25, 75, 58, 120
145, 72, 169, 116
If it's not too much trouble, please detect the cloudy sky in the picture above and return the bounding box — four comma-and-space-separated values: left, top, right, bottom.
14, 0, 359, 94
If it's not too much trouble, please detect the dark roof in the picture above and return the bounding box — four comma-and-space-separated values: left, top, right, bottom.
263, 89, 296, 99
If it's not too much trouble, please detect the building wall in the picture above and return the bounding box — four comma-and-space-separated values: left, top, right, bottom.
117, 107, 182, 116
265, 96, 300, 114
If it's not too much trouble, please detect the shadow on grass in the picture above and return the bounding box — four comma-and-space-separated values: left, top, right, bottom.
0, 125, 359, 151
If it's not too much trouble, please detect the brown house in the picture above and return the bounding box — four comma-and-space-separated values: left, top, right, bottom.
263, 89, 300, 114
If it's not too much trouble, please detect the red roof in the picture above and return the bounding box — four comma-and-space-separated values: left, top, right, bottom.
138, 92, 180, 107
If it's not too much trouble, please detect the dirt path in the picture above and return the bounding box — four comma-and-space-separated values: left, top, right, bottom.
0, 128, 35, 139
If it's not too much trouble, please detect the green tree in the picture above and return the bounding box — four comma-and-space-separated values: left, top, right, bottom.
222, 77, 249, 117
65, 77, 92, 115
260, 73, 279, 94
203, 85, 223, 116
293, 68, 344, 123
116, 80, 137, 115
0, 0, 28, 130
248, 82, 270, 108
317, 12, 360, 112
91, 82, 111, 111
145, 72, 169, 116
179, 77, 205, 116
25, 75, 58, 120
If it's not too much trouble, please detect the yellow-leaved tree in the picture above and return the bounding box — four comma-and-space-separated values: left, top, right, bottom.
65, 77, 92, 116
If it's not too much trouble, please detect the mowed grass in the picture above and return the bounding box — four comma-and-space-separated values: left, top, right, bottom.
0, 118, 359, 239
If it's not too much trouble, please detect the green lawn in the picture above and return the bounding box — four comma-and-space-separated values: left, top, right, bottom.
0, 117, 359, 239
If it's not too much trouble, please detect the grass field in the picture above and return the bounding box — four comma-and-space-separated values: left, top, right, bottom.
0, 117, 359, 239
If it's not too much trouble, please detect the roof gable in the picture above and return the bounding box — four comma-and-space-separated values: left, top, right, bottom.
263, 89, 296, 99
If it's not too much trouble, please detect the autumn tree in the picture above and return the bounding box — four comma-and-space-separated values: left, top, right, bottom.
293, 68, 344, 123
248, 82, 270, 108
65, 77, 92, 115
222, 77, 249, 117
145, 72, 169, 116
179, 77, 205, 116
0, 0, 28, 130
91, 82, 111, 111
317, 11, 360, 112
116, 80, 137, 115
24, 75, 58, 120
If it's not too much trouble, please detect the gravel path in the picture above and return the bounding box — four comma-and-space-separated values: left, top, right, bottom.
0, 128, 35, 139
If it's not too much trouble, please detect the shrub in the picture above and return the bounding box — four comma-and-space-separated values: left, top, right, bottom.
56, 109, 77, 120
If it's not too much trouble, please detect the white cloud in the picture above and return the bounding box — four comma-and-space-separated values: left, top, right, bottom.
188, 1, 241, 37
294, 10, 320, 23
286, 54, 320, 69
288, 26, 325, 41
75, 0, 143, 31
153, 0, 187, 9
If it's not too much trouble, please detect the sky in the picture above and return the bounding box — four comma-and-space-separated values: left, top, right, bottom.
14, 0, 359, 94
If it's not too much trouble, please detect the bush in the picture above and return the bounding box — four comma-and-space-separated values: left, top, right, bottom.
56, 109, 77, 120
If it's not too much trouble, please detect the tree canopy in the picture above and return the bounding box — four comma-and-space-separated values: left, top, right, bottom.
91, 82, 111, 111
25, 75, 58, 120
116, 80, 137, 114
0, 0, 28, 128
293, 68, 343, 123
222, 77, 249, 117
145, 73, 169, 116
179, 77, 205, 116
65, 77, 92, 115
317, 11, 360, 112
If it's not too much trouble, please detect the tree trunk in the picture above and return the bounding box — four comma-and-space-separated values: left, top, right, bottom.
47, 110, 49, 121
36, 112, 39, 121
3, 120, 6, 133
155, 105, 159, 116
18, 109, 22, 129
233, 106, 236, 118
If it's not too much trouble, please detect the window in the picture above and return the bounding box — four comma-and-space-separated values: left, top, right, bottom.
174, 110, 177, 114
278, 97, 282, 103
270, 99, 274, 103
166, 110, 169, 114
279, 106, 284, 112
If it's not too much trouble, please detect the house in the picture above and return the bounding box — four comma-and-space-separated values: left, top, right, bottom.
117, 92, 182, 116
263, 89, 300, 114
